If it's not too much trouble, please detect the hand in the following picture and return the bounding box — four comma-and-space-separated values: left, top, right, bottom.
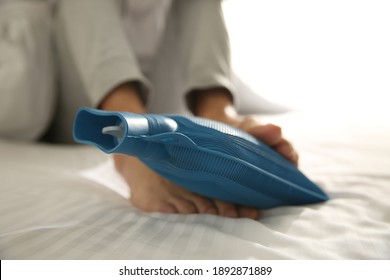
230, 116, 299, 165
192, 88, 298, 165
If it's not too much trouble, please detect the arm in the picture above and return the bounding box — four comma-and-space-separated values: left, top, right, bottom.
57, 0, 148, 107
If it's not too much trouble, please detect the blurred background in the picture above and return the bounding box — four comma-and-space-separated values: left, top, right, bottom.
223, 0, 390, 138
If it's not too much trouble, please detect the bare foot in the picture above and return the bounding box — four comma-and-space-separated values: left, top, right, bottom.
114, 155, 259, 219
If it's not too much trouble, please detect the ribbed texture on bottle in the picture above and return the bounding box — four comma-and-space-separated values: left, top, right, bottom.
165, 146, 324, 201
180, 116, 258, 144
171, 146, 249, 181
167, 146, 284, 197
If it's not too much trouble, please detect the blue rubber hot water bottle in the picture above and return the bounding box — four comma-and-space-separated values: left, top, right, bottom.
73, 107, 328, 208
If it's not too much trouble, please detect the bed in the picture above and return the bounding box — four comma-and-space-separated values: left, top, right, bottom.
1, 0, 390, 260
1, 108, 389, 260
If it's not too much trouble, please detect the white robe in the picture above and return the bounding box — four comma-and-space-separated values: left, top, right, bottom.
0, 0, 280, 142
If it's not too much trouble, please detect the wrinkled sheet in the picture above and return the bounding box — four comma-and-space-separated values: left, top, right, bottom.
0, 111, 389, 259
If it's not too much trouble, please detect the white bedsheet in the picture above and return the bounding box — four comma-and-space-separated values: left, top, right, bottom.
1, 110, 389, 260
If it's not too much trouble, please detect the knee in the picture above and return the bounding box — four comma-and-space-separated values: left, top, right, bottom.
0, 1, 55, 141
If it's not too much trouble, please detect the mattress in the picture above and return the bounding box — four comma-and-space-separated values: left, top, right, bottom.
1, 109, 389, 259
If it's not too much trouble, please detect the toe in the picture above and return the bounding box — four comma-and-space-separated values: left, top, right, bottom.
191, 195, 218, 215
155, 203, 179, 214
214, 200, 239, 218
132, 197, 179, 214
170, 198, 198, 214
237, 206, 260, 220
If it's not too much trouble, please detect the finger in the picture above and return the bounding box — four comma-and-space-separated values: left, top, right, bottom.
248, 124, 282, 146
275, 139, 299, 165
